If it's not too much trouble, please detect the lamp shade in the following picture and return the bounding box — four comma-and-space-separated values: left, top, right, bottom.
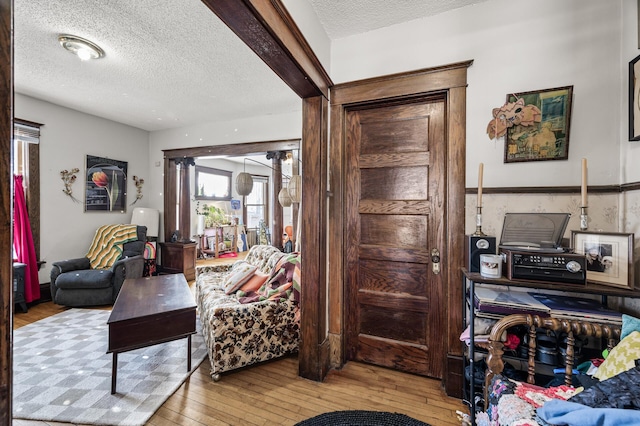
288, 175, 302, 203
236, 172, 253, 196
130, 207, 159, 237
278, 187, 292, 207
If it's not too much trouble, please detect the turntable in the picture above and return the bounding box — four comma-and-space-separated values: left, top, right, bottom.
499, 213, 587, 285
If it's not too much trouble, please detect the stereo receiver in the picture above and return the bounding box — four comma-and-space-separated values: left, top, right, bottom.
502, 249, 587, 285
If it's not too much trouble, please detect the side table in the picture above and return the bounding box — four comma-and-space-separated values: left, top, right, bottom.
13, 262, 28, 313
159, 242, 197, 281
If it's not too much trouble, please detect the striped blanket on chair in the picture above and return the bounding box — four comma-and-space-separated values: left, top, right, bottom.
86, 224, 139, 270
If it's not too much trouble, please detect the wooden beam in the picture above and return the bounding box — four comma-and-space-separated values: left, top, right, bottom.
163, 157, 177, 243
0, 0, 12, 422
269, 152, 284, 250
164, 138, 300, 160
200, 0, 331, 98
298, 95, 330, 380
444, 84, 467, 397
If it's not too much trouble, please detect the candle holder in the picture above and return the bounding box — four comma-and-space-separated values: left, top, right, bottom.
473, 206, 486, 236
580, 206, 588, 231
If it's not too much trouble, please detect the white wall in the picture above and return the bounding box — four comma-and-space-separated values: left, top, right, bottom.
15, 94, 150, 283
330, 0, 622, 189
281, 0, 331, 72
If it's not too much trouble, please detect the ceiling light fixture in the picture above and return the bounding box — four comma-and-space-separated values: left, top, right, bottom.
58, 34, 105, 61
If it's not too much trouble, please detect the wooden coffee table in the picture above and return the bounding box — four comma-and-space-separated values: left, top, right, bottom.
107, 273, 196, 394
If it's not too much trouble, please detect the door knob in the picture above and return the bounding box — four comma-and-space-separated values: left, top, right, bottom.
431, 248, 441, 275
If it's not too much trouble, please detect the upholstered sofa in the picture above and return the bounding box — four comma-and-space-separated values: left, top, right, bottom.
50, 225, 146, 307
195, 244, 300, 381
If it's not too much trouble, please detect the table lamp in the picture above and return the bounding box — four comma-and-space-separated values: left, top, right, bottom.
131, 207, 159, 241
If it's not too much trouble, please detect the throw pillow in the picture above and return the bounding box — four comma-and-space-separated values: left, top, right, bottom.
231, 260, 250, 271
593, 331, 640, 381
237, 270, 270, 295
622, 314, 640, 340
223, 263, 257, 295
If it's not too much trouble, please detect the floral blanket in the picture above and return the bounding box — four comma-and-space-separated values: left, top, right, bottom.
195, 245, 300, 379
477, 375, 579, 426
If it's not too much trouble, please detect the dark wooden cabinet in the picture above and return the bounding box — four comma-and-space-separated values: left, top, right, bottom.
159, 242, 197, 281
13, 262, 27, 313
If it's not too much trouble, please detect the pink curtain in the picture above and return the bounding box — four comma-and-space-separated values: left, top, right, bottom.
13, 175, 40, 302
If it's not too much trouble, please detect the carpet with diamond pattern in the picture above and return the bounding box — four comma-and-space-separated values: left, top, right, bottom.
12, 308, 206, 426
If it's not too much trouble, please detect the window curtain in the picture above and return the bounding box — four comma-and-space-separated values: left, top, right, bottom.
13, 174, 40, 302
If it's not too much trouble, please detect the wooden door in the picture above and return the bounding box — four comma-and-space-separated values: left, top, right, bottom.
345, 96, 446, 378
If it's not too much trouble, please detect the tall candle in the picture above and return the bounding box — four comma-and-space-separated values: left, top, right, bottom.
581, 158, 587, 207
478, 163, 484, 207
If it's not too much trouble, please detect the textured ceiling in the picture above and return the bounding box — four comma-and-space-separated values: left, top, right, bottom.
15, 0, 301, 131
308, 0, 489, 39
14, 0, 485, 132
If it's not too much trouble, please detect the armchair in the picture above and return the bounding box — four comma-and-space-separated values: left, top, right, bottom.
50, 225, 147, 307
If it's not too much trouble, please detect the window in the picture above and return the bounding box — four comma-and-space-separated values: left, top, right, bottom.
245, 175, 269, 230
194, 165, 232, 201
13, 120, 39, 177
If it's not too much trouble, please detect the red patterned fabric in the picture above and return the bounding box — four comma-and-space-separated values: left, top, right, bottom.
515, 382, 575, 408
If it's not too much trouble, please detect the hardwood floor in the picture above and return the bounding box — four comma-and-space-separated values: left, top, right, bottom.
13, 261, 466, 425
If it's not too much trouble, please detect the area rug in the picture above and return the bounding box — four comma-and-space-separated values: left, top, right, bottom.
12, 308, 207, 426
295, 410, 431, 426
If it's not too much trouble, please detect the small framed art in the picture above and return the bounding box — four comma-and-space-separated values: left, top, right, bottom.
571, 231, 634, 289
504, 86, 573, 163
85, 155, 128, 212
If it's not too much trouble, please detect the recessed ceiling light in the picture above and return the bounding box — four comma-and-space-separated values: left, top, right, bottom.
58, 34, 105, 61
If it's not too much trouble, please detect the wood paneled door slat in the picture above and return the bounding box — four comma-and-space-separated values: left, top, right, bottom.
357, 334, 431, 376
358, 245, 430, 264
359, 200, 430, 215
359, 152, 429, 168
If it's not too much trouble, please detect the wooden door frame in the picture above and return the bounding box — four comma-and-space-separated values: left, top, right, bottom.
0, 0, 12, 422
329, 62, 472, 394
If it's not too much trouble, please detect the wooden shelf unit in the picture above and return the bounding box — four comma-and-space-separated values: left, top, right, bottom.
461, 268, 640, 421
201, 225, 239, 258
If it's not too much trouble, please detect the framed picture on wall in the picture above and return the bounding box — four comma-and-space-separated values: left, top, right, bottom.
571, 231, 634, 289
85, 155, 128, 212
629, 54, 640, 140
504, 86, 573, 163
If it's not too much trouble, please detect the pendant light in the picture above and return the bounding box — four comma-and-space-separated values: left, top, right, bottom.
235, 159, 253, 196
278, 187, 292, 207
288, 175, 302, 203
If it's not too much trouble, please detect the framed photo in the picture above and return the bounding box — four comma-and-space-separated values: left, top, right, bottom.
504, 86, 573, 163
571, 231, 634, 289
629, 54, 640, 141
85, 155, 128, 212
